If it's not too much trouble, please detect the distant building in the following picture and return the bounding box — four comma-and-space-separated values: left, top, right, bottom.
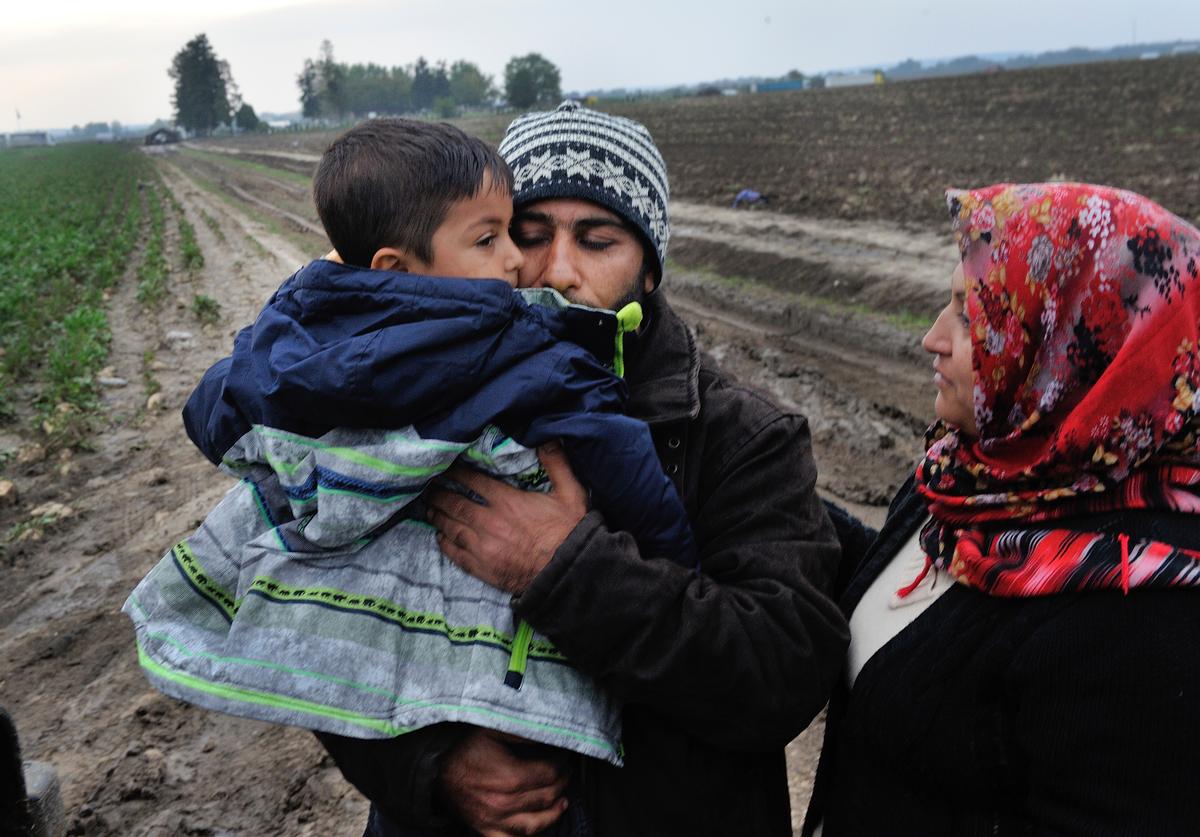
826, 71, 886, 88
1172, 43, 1199, 55
1140, 52, 1161, 61
144, 127, 182, 145
8, 131, 55, 148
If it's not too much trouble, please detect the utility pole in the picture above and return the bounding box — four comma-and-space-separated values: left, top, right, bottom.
14, 108, 20, 132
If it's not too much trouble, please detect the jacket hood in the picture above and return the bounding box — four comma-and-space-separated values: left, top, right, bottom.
226, 259, 628, 441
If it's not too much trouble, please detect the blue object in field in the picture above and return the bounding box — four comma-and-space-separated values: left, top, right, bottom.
732, 189, 763, 208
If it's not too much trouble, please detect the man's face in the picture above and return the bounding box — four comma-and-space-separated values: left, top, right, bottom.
511, 199, 656, 310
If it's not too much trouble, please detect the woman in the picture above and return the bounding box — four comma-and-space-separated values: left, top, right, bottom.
805, 182, 1200, 836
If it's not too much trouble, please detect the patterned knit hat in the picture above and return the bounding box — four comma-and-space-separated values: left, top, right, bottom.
499, 100, 670, 277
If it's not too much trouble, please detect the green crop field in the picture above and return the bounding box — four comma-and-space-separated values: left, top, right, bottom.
0, 144, 150, 441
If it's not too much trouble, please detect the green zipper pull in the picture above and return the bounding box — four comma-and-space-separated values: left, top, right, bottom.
612, 301, 643, 379
504, 619, 535, 689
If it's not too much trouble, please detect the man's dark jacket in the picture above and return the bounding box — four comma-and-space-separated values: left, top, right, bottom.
323, 291, 849, 836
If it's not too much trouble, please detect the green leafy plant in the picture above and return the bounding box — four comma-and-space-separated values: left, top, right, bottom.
191, 294, 221, 325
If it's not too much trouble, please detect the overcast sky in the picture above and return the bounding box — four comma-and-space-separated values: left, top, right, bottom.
5, 0, 1199, 130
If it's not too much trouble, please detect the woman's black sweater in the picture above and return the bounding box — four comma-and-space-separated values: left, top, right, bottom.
807, 478, 1200, 836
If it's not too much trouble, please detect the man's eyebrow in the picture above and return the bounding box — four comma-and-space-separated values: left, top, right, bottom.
513, 209, 552, 224
573, 218, 628, 233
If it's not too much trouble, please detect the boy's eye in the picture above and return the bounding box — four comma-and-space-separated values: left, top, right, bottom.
475, 233, 496, 248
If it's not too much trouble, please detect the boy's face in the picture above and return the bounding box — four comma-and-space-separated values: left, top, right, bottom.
421, 171, 522, 285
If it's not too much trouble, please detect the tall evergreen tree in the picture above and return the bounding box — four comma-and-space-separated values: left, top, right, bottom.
297, 59, 321, 119
169, 34, 231, 136
317, 40, 348, 120
410, 57, 436, 111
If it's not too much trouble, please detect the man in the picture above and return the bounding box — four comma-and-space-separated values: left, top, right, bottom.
320, 102, 847, 837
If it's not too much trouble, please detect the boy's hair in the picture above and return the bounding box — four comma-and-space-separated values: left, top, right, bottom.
313, 118, 514, 268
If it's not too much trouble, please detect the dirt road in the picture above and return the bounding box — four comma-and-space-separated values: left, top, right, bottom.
1, 144, 942, 835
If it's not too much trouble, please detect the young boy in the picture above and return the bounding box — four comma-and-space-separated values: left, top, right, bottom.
123, 119, 695, 766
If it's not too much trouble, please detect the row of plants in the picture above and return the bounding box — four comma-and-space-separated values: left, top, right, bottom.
0, 144, 150, 441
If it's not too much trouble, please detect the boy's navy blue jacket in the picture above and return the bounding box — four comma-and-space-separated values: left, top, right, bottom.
183, 259, 696, 567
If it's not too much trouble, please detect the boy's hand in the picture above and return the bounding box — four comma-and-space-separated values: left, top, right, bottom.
437, 728, 570, 836
427, 442, 586, 595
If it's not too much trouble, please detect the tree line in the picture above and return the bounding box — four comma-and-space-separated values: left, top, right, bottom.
169, 35, 563, 136
297, 41, 562, 120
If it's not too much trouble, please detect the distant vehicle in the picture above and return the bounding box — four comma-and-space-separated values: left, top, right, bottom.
8, 131, 55, 148
826, 71, 886, 88
144, 128, 182, 145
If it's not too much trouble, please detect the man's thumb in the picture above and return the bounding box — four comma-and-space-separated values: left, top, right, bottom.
538, 441, 578, 495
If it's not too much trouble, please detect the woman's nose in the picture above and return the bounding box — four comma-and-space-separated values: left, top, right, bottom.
922, 312, 950, 355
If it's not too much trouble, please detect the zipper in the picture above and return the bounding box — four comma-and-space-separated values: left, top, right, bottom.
504, 618, 534, 689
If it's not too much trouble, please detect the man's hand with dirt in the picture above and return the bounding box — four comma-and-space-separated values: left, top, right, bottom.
426, 442, 588, 832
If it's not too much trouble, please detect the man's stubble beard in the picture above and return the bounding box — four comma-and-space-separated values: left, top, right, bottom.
592, 260, 654, 314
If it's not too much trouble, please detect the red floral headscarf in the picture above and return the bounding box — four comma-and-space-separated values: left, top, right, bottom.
914, 183, 1200, 596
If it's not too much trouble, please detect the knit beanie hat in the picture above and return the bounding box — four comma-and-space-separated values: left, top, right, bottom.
498, 101, 670, 278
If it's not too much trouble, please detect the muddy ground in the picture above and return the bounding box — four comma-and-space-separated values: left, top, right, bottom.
0, 139, 946, 835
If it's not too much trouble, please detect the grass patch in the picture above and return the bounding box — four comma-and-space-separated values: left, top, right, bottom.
137, 185, 170, 305
141, 349, 161, 399
179, 217, 204, 271
165, 184, 205, 271
191, 294, 221, 325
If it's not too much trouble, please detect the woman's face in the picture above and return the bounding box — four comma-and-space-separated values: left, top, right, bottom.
922, 264, 978, 436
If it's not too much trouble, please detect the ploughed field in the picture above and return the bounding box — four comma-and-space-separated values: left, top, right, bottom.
230, 53, 1200, 231
1, 55, 1198, 835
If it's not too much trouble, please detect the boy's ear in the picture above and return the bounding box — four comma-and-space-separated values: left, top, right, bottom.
370, 246, 420, 272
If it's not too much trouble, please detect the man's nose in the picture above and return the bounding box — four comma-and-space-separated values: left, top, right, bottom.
538, 235, 581, 294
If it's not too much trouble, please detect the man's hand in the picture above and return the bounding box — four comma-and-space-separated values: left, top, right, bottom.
438, 729, 571, 836
427, 442, 587, 594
